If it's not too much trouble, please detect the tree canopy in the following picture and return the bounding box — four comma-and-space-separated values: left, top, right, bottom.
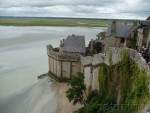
66, 72, 87, 106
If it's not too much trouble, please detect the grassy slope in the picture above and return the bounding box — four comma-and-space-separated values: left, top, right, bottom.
0, 17, 135, 27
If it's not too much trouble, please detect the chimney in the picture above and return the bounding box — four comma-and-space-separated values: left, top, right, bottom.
62, 39, 65, 44
59, 40, 64, 52
133, 21, 138, 26
60, 40, 63, 47
111, 21, 116, 34
90, 39, 94, 51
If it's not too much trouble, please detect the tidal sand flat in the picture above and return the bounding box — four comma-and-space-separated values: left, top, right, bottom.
0, 77, 57, 113
0, 77, 80, 113
0, 26, 105, 113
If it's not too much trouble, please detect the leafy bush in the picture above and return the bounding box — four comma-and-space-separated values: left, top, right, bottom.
66, 72, 87, 106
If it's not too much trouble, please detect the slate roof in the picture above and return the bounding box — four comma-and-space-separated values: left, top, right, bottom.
146, 16, 150, 20
63, 35, 85, 53
139, 20, 150, 26
105, 24, 133, 38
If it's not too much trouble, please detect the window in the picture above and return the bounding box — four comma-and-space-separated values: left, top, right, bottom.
120, 38, 125, 43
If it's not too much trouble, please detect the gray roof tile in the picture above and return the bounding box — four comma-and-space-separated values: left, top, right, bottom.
64, 35, 85, 53
139, 20, 150, 26
106, 24, 133, 38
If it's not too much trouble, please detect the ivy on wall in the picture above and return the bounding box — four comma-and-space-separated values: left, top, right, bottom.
78, 50, 150, 113
98, 50, 149, 108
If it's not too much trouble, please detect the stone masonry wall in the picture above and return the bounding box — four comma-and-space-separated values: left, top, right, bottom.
81, 47, 150, 91
104, 36, 125, 53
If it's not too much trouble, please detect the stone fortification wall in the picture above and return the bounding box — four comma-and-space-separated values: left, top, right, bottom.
47, 45, 81, 80
48, 50, 80, 61
47, 45, 80, 62
81, 47, 150, 91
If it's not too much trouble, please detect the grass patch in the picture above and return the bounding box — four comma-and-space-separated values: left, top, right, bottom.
0, 17, 136, 27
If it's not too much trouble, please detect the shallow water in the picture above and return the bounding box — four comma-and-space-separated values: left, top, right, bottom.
0, 26, 106, 112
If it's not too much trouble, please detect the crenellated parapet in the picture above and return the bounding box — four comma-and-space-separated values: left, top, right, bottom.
47, 44, 80, 61
48, 50, 80, 61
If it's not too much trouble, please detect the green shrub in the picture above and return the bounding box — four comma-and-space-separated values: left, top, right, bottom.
77, 50, 149, 113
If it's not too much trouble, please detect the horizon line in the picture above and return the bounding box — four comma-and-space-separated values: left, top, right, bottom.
0, 16, 141, 21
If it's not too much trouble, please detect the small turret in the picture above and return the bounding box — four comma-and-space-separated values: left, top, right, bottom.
111, 20, 116, 35
47, 45, 53, 55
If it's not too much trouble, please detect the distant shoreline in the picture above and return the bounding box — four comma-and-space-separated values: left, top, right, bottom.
0, 17, 136, 27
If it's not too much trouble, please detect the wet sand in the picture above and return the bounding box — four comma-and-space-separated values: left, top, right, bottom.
52, 82, 82, 113
0, 77, 81, 113
0, 77, 57, 113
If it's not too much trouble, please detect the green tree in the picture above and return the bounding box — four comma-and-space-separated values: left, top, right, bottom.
66, 72, 87, 106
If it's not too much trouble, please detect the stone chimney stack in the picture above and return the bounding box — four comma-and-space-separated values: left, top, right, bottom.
90, 39, 94, 51
111, 20, 116, 34
60, 40, 63, 47
59, 39, 64, 52
62, 39, 65, 44
133, 21, 138, 26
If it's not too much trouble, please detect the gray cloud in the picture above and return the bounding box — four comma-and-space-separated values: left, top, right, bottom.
0, 0, 123, 8
0, 0, 149, 19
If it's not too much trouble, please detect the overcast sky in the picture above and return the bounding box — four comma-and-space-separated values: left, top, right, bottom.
0, 0, 149, 20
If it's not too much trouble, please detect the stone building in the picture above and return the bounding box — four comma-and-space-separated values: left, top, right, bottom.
96, 31, 106, 40
47, 34, 85, 81
104, 21, 137, 53
136, 18, 150, 52
86, 32, 106, 55
88, 38, 104, 53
